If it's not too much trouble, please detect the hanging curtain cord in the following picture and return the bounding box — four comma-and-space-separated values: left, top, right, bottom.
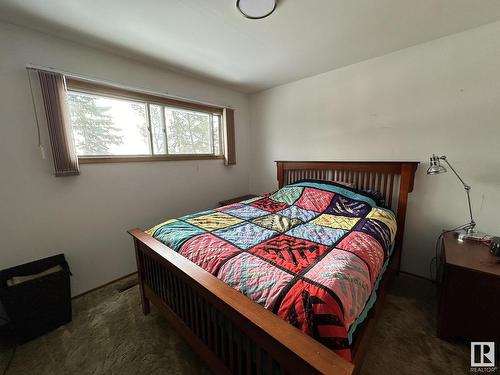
26, 69, 43, 148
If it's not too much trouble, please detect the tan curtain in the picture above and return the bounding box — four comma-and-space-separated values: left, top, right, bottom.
38, 71, 79, 176
223, 108, 236, 165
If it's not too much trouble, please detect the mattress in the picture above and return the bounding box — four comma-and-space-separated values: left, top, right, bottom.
147, 180, 397, 361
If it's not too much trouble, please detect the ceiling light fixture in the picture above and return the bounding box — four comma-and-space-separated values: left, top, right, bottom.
237, 0, 276, 19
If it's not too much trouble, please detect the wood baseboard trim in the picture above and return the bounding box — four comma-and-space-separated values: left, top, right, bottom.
72, 272, 138, 299
399, 270, 432, 282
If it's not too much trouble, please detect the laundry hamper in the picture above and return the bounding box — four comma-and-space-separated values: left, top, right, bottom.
0, 254, 72, 343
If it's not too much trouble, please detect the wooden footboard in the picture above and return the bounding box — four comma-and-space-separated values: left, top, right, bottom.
129, 228, 354, 375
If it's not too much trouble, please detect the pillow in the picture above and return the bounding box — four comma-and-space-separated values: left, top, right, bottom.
289, 178, 387, 207
332, 180, 356, 188
317, 179, 387, 207
360, 189, 386, 207
335, 182, 386, 207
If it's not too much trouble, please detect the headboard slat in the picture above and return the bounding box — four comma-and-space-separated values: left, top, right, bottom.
387, 174, 394, 208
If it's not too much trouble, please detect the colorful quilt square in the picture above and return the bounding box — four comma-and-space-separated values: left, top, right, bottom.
325, 195, 371, 218
277, 205, 319, 222
275, 279, 350, 359
294, 187, 334, 212
366, 208, 397, 242
151, 220, 206, 251
357, 219, 392, 254
304, 248, 371, 328
223, 205, 270, 220
186, 212, 243, 231
249, 234, 329, 274
217, 252, 293, 310
252, 214, 301, 233
286, 223, 347, 246
269, 186, 304, 205
146, 219, 176, 236
250, 197, 288, 213
214, 222, 278, 250
179, 233, 241, 275
336, 231, 385, 284
311, 214, 360, 230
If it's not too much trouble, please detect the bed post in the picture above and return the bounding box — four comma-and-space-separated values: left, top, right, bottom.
276, 161, 285, 188
393, 162, 418, 272
132, 233, 150, 315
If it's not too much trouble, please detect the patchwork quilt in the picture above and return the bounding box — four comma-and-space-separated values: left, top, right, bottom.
147, 180, 397, 361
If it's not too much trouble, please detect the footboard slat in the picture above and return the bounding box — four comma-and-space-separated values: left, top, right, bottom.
228, 322, 234, 372
183, 283, 191, 329
173, 275, 180, 316
245, 337, 252, 375
129, 229, 354, 375
237, 328, 243, 374
255, 345, 262, 375
192, 289, 199, 338
206, 301, 213, 350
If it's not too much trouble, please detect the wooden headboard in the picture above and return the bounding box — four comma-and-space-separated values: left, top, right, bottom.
276, 161, 419, 271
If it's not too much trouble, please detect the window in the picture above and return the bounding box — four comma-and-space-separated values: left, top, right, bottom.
65, 79, 223, 162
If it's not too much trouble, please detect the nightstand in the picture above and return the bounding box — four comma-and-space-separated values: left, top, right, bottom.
438, 232, 500, 341
218, 194, 258, 207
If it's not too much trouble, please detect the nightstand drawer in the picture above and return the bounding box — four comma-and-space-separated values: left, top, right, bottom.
439, 265, 500, 340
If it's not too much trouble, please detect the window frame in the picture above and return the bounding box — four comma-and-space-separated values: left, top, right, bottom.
66, 78, 224, 163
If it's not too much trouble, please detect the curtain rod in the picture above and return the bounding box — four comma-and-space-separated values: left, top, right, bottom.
26, 64, 232, 109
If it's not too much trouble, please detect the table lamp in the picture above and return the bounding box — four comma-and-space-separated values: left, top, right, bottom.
427, 154, 486, 241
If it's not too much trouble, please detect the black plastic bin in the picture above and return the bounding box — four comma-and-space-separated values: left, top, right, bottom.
0, 254, 72, 343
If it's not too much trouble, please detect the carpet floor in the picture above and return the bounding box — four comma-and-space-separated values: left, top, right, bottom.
0, 273, 470, 375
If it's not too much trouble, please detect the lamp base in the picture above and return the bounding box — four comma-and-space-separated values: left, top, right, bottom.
456, 228, 489, 242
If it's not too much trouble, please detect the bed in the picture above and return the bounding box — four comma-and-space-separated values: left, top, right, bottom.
128, 161, 418, 375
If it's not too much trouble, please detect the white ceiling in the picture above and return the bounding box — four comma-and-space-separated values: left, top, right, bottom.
1, 0, 500, 93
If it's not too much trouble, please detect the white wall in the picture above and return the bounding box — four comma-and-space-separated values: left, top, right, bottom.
2, 18, 499, 294
0, 22, 251, 295
249, 21, 500, 278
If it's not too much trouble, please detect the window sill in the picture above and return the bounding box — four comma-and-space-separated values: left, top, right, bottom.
78, 155, 225, 164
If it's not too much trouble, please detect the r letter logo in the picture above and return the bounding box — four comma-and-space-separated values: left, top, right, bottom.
471, 342, 495, 368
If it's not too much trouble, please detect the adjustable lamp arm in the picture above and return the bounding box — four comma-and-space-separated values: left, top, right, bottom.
438, 156, 470, 189
437, 156, 475, 229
